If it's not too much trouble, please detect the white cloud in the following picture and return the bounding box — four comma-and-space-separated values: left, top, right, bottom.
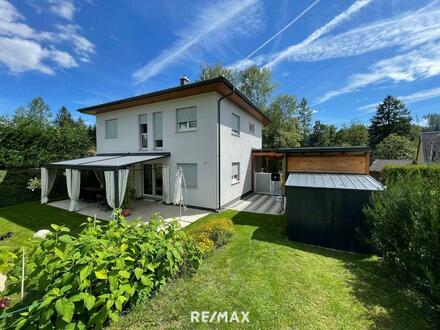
0, 0, 93, 74
264, 0, 373, 68
132, 0, 262, 83
316, 42, 440, 104
270, 2, 440, 63
358, 87, 440, 112
48, 0, 76, 20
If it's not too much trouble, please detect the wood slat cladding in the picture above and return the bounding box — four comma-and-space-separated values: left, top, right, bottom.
287, 153, 369, 175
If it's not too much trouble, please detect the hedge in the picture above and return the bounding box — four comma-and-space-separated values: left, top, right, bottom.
364, 163, 440, 303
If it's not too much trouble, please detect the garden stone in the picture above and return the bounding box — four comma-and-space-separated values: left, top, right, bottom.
33, 229, 51, 239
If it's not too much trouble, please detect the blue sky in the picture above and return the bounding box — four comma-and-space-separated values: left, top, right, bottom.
0, 0, 439, 126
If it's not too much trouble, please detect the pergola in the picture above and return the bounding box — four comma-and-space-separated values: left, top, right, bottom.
41, 153, 170, 211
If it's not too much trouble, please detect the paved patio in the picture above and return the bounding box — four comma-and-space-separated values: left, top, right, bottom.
48, 199, 211, 228
227, 193, 284, 215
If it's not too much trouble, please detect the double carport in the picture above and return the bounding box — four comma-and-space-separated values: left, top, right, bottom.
41, 153, 170, 211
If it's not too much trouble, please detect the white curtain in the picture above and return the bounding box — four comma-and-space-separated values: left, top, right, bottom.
40, 167, 57, 204
66, 169, 81, 211
104, 169, 130, 209
162, 165, 170, 204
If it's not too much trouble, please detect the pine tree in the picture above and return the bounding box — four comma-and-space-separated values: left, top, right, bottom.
54, 106, 75, 127
369, 95, 412, 147
297, 98, 313, 146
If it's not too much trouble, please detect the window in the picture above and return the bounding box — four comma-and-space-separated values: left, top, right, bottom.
177, 163, 197, 188
153, 112, 163, 148
232, 162, 240, 184
176, 106, 197, 132
249, 122, 255, 134
105, 119, 117, 139
139, 114, 148, 149
232, 113, 240, 135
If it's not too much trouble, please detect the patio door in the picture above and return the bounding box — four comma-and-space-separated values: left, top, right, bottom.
143, 164, 162, 197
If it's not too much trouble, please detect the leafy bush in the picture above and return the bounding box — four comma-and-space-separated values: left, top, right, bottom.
364, 165, 440, 302
3, 212, 202, 329
188, 218, 234, 253
26, 177, 41, 192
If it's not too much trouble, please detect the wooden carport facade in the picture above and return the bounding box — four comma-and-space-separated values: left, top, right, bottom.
251, 146, 371, 193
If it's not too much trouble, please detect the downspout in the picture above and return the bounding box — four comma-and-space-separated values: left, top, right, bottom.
217, 87, 235, 210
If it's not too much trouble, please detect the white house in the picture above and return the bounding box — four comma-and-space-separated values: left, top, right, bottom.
41, 77, 270, 211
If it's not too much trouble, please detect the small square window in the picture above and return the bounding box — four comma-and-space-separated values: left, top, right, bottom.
232, 162, 240, 184
177, 163, 197, 188
177, 106, 197, 132
105, 119, 117, 139
249, 122, 255, 133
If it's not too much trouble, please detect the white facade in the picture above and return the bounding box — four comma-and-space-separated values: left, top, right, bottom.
95, 91, 263, 210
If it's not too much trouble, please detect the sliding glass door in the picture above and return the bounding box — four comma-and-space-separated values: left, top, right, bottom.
143, 164, 162, 197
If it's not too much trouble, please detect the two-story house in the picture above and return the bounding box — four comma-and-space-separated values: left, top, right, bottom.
42, 76, 270, 211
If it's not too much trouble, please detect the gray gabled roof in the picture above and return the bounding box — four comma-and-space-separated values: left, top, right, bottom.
286, 173, 384, 191
369, 159, 413, 172
419, 131, 440, 163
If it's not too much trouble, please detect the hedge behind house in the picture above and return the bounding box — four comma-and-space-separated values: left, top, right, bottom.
364, 164, 440, 303
0, 169, 67, 208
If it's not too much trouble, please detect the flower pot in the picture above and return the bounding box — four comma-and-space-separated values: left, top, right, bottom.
121, 209, 131, 217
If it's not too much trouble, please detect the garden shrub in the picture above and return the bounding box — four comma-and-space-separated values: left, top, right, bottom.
2, 212, 202, 329
188, 218, 234, 253
364, 164, 440, 302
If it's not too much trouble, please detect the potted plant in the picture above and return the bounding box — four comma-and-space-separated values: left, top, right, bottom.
121, 187, 136, 217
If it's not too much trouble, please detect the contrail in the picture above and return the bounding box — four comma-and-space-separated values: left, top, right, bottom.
245, 0, 320, 59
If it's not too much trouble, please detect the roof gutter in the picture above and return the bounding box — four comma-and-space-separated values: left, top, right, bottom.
217, 87, 235, 210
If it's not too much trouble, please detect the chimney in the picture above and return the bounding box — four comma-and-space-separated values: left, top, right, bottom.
180, 75, 190, 86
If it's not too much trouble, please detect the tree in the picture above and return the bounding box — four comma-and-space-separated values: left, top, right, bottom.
199, 64, 276, 109
309, 121, 337, 147
297, 98, 313, 146
335, 122, 369, 146
54, 106, 75, 127
423, 113, 440, 131
374, 134, 416, 160
369, 95, 412, 147
263, 94, 301, 148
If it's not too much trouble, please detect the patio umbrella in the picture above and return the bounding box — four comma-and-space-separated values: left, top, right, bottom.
173, 166, 187, 221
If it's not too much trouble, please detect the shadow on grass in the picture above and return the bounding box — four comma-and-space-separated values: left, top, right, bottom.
230, 210, 439, 329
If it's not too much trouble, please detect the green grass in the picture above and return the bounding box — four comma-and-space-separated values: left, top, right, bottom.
109, 210, 438, 329
0, 202, 88, 252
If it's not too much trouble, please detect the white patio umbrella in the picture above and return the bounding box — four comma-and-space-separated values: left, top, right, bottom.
173, 166, 188, 221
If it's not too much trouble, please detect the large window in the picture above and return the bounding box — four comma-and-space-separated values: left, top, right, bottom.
177, 163, 197, 188
153, 112, 163, 148
232, 162, 240, 184
232, 113, 240, 136
139, 114, 148, 149
176, 106, 197, 132
105, 119, 118, 139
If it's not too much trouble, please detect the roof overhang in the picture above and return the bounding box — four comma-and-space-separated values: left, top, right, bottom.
77, 77, 271, 125
45, 153, 170, 171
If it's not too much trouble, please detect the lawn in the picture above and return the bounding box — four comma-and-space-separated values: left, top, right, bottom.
109, 210, 438, 329
0, 202, 88, 252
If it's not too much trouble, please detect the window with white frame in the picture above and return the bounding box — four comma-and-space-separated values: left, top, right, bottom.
105, 119, 117, 139
232, 162, 240, 183
177, 163, 197, 188
139, 114, 148, 149
249, 122, 255, 134
232, 113, 240, 135
176, 106, 197, 132
153, 112, 163, 148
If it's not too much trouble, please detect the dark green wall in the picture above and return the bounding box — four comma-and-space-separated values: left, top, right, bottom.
286, 186, 371, 252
